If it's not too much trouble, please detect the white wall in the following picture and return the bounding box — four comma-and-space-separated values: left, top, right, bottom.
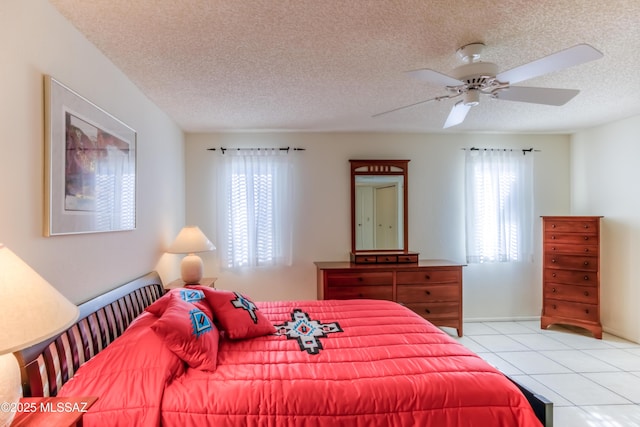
185, 132, 570, 320
571, 115, 640, 343
0, 0, 184, 303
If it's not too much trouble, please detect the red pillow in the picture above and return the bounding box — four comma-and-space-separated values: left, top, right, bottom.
197, 288, 275, 340
150, 293, 219, 371
146, 288, 214, 320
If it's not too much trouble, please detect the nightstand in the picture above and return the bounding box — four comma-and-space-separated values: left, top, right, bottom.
11, 396, 98, 427
165, 277, 217, 289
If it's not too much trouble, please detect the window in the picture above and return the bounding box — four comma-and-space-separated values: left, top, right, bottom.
217, 149, 293, 269
465, 149, 533, 263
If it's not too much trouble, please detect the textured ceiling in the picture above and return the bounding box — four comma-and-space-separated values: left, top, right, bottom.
49, 0, 640, 133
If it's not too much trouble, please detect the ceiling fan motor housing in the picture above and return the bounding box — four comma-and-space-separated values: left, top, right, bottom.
451, 62, 499, 86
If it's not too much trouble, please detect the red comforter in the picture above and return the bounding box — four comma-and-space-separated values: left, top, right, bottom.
60, 298, 542, 426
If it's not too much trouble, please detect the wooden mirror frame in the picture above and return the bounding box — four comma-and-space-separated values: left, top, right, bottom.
350, 159, 409, 256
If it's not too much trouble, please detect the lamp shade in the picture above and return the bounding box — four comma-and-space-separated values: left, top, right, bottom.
0, 243, 80, 426
0, 243, 79, 355
167, 226, 215, 254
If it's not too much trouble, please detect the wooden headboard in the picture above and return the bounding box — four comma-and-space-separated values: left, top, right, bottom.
14, 271, 165, 397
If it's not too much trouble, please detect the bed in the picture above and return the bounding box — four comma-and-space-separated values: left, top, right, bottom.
15, 272, 552, 426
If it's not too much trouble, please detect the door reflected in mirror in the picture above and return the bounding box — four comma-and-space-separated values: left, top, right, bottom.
355, 175, 404, 250
350, 159, 409, 255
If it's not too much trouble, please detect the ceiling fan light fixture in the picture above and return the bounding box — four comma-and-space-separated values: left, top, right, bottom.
463, 90, 480, 106
456, 42, 485, 63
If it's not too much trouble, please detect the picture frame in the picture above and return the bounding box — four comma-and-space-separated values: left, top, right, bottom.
44, 76, 137, 236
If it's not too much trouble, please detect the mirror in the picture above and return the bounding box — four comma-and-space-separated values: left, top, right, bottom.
350, 160, 409, 253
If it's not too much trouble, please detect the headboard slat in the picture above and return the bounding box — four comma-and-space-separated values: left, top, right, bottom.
78, 318, 94, 361
14, 272, 164, 397
103, 304, 118, 342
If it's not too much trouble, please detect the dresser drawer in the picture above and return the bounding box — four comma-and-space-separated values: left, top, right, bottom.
326, 272, 393, 287
397, 284, 459, 303
376, 255, 398, 263
544, 269, 597, 285
544, 254, 598, 271
351, 254, 377, 264
545, 243, 598, 255
396, 269, 460, 284
404, 302, 459, 320
544, 283, 598, 304
325, 285, 393, 300
543, 300, 598, 323
397, 254, 419, 263
544, 220, 598, 233
544, 232, 599, 245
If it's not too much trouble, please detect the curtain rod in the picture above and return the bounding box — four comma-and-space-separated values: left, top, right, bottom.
207, 147, 306, 154
461, 147, 540, 154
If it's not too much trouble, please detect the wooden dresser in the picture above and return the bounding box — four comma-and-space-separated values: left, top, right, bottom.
315, 260, 464, 336
541, 216, 603, 339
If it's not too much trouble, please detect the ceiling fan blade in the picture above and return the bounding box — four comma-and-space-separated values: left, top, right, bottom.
494, 86, 580, 106
406, 69, 464, 87
496, 44, 603, 85
372, 96, 450, 117
443, 101, 471, 128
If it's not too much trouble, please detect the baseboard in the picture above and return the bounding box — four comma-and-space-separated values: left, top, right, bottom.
602, 325, 640, 344
464, 316, 540, 323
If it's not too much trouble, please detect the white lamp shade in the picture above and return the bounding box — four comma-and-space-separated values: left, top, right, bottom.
167, 226, 215, 254
0, 243, 79, 355
0, 243, 80, 426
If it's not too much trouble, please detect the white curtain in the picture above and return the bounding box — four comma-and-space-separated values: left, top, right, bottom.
465, 149, 534, 263
217, 149, 293, 269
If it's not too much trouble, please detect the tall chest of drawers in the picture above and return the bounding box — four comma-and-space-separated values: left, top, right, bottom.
541, 216, 603, 338
315, 260, 464, 336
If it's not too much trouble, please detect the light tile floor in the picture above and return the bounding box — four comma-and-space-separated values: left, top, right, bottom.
449, 321, 640, 426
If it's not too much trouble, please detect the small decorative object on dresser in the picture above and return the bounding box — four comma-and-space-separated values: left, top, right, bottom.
315, 259, 465, 336
541, 216, 603, 339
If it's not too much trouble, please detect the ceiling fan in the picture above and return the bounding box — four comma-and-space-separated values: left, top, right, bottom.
374, 43, 603, 128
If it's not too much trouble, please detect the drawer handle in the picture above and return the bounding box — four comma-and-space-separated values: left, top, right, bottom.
551, 235, 556, 240
583, 261, 589, 266
585, 309, 590, 314
551, 259, 557, 263
385, 257, 390, 261
584, 275, 589, 280
424, 309, 431, 314
425, 275, 431, 280
584, 236, 589, 241
584, 248, 589, 253
584, 291, 589, 296
552, 288, 557, 293
552, 273, 557, 277
552, 304, 557, 309
357, 293, 364, 298
358, 277, 364, 282
552, 224, 557, 228
584, 225, 589, 229
552, 247, 556, 251
425, 290, 431, 296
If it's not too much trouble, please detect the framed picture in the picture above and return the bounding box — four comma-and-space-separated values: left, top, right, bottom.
44, 76, 137, 236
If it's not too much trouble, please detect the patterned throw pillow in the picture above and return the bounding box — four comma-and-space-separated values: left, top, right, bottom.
146, 288, 214, 321
150, 293, 219, 371
194, 287, 276, 340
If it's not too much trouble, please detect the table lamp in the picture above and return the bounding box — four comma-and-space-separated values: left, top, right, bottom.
167, 226, 215, 284
0, 243, 79, 426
